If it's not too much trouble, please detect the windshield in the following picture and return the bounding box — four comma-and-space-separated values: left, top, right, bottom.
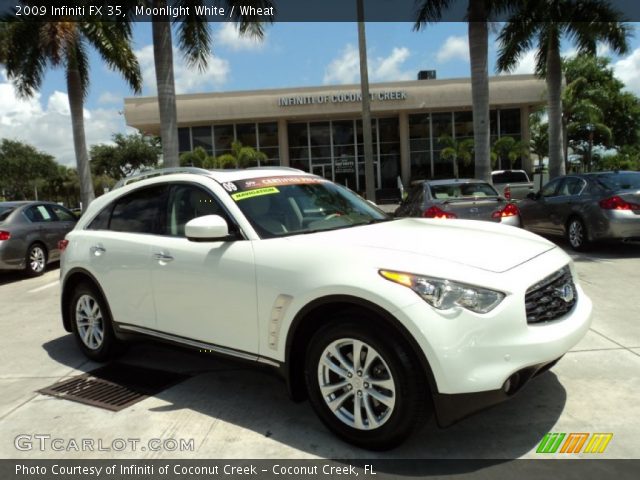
224, 175, 389, 238
492, 171, 529, 183
430, 182, 499, 200
596, 172, 640, 191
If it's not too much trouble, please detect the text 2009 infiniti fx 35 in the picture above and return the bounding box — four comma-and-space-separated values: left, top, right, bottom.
59, 167, 591, 450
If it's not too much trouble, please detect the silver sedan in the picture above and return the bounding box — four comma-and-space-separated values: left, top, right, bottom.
518, 171, 640, 250
394, 179, 521, 226
0, 201, 77, 275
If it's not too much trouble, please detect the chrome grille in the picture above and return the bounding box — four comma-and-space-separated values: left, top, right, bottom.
525, 266, 577, 324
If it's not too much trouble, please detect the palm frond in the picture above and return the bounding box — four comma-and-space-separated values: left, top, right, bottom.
81, 22, 142, 93
413, 0, 452, 30
495, 6, 538, 73
176, 0, 212, 70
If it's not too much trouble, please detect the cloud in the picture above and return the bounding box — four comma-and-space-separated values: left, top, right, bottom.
136, 44, 230, 95
0, 70, 125, 167
436, 36, 469, 63
323, 44, 413, 85
98, 91, 122, 105
614, 48, 640, 95
373, 47, 413, 81
214, 23, 267, 51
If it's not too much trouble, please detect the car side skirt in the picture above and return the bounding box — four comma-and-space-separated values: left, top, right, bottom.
114, 322, 281, 368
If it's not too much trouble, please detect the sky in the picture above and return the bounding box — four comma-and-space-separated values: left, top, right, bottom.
3, 21, 640, 167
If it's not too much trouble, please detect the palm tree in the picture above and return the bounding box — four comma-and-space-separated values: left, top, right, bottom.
2, 21, 141, 209
438, 134, 474, 178
492, 136, 527, 170
215, 141, 267, 169
415, 1, 512, 183
148, 0, 273, 168
496, 0, 630, 180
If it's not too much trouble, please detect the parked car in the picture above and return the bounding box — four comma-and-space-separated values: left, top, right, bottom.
491, 169, 535, 201
0, 201, 77, 275
60, 167, 591, 449
394, 178, 520, 226
518, 171, 640, 251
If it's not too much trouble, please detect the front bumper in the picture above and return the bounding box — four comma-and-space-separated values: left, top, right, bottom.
433, 356, 562, 427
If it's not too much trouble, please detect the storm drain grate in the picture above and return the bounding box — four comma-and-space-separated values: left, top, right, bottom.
38, 363, 189, 411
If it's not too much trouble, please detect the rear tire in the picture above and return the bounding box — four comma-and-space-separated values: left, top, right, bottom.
304, 316, 430, 450
69, 283, 123, 362
25, 243, 47, 276
566, 217, 590, 251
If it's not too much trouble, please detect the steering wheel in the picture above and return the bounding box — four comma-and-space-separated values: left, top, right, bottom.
324, 213, 343, 220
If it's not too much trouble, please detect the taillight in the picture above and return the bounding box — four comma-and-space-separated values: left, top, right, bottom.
0, 231, 10, 241
423, 206, 457, 219
504, 186, 511, 200
58, 239, 69, 252
599, 196, 640, 211
492, 203, 520, 219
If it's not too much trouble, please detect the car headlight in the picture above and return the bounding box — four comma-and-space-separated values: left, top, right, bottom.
379, 270, 505, 314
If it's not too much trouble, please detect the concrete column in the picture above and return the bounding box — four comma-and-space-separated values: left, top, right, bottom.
398, 112, 410, 187
277, 118, 289, 167
520, 106, 532, 173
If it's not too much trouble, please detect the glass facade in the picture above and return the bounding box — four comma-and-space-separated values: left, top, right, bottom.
408, 108, 522, 181
288, 118, 400, 192
178, 122, 280, 165
176, 107, 522, 188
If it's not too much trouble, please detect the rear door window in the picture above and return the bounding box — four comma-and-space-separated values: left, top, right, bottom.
109, 185, 167, 234
24, 205, 54, 223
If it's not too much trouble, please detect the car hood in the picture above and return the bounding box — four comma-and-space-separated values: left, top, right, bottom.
286, 218, 556, 273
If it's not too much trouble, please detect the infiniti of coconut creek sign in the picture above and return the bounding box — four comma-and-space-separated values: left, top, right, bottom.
278, 90, 408, 106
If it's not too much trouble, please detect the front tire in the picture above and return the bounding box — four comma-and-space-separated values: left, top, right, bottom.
69, 283, 122, 362
25, 243, 47, 276
567, 217, 590, 251
304, 318, 429, 450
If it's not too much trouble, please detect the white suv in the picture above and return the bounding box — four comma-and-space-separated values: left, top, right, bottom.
60, 167, 592, 450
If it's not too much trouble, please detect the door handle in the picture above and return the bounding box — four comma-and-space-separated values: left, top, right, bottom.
90, 245, 106, 256
153, 252, 174, 262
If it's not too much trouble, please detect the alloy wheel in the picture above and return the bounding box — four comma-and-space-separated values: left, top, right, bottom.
29, 246, 46, 273
568, 220, 584, 248
75, 294, 105, 350
317, 338, 396, 430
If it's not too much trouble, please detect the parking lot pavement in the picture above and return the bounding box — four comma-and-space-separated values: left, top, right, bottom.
0, 242, 639, 460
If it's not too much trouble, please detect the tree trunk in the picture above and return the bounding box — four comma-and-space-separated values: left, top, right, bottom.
357, 0, 375, 201
546, 31, 565, 179
468, 2, 490, 182
66, 67, 95, 210
153, 4, 179, 168
562, 117, 569, 173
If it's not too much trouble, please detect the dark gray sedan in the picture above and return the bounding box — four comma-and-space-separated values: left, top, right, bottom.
0, 201, 77, 275
394, 178, 521, 226
518, 171, 640, 251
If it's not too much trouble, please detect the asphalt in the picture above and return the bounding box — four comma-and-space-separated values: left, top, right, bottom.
0, 238, 639, 460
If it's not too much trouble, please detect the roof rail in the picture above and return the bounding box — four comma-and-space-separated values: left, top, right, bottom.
244, 166, 304, 172
113, 167, 211, 189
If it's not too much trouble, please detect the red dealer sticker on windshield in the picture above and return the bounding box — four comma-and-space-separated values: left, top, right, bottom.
226, 175, 328, 193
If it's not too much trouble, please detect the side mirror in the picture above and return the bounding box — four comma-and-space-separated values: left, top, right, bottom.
185, 215, 230, 242
526, 192, 538, 200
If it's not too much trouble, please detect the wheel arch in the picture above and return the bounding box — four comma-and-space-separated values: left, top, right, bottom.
283, 295, 439, 402
61, 268, 111, 333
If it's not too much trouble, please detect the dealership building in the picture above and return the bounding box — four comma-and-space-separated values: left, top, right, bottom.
124, 74, 545, 194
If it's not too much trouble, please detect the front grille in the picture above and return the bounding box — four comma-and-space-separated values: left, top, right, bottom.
525, 266, 577, 324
